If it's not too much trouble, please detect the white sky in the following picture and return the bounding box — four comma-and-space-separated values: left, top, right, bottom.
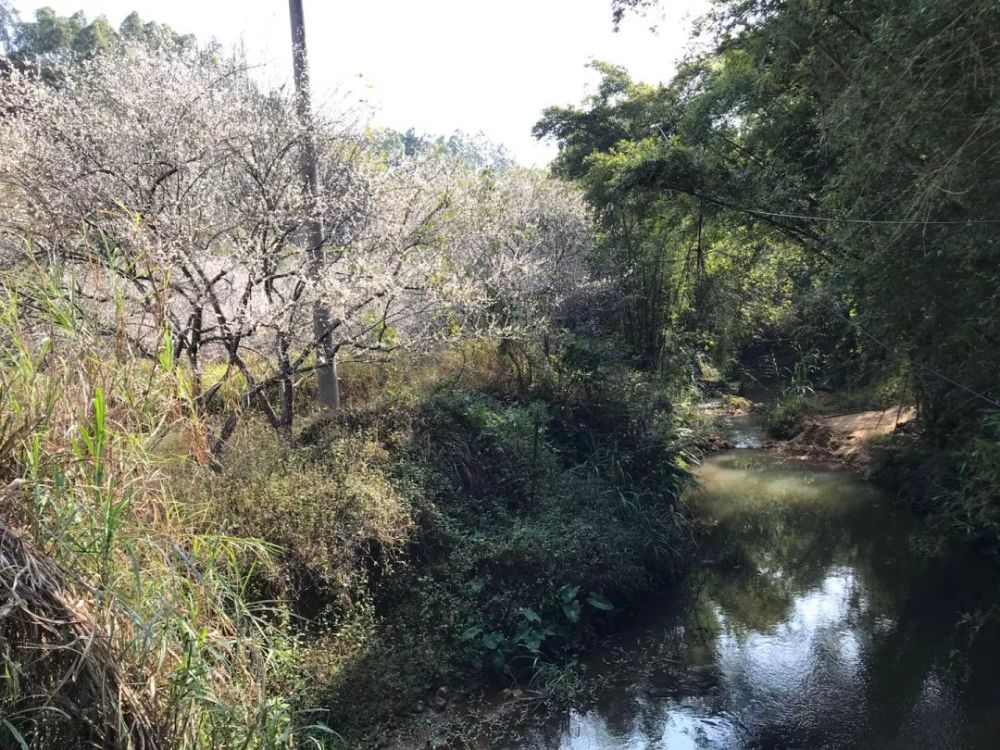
20, 0, 709, 165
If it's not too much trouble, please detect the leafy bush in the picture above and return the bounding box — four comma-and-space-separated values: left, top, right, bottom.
722, 394, 754, 412
940, 414, 1000, 541
766, 395, 809, 438
298, 339, 696, 738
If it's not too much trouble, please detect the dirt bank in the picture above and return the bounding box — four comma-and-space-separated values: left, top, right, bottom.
770, 406, 916, 470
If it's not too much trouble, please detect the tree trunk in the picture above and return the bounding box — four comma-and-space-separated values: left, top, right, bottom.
288, 0, 340, 411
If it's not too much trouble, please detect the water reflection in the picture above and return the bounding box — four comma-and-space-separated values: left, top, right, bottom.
495, 451, 1000, 749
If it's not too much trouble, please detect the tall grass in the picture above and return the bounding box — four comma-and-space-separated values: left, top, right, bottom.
0, 278, 331, 748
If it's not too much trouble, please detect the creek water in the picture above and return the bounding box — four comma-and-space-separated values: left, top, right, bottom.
488, 412, 1000, 749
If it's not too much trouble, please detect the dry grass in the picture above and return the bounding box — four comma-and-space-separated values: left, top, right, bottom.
0, 512, 160, 749
0, 281, 324, 748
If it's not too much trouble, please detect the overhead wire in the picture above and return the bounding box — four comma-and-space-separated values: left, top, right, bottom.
825, 307, 1000, 409
742, 208, 1000, 226
663, 206, 1000, 408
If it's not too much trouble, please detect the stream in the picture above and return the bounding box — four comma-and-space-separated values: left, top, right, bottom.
484, 411, 1000, 749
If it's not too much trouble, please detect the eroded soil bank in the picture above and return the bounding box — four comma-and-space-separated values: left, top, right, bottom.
768, 406, 916, 469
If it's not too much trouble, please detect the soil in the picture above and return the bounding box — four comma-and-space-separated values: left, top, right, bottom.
768, 406, 916, 470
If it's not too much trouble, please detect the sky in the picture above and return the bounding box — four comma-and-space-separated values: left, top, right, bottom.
20, 0, 709, 165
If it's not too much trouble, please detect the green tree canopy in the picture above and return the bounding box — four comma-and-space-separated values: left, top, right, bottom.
3, 5, 200, 74
544, 0, 1000, 434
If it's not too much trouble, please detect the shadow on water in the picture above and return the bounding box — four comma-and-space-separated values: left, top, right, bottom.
488, 449, 1000, 749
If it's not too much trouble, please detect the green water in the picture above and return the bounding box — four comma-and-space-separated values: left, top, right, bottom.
491, 445, 1000, 748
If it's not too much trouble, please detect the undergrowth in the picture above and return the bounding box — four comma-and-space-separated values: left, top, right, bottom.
0, 272, 697, 748
765, 395, 809, 439
0, 286, 332, 749
194, 337, 698, 744
870, 411, 1000, 548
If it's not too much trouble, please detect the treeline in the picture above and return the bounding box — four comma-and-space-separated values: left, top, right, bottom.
0, 4, 199, 69
540, 0, 1000, 538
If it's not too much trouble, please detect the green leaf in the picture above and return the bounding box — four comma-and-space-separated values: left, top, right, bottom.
519, 606, 542, 623
559, 584, 581, 604
513, 627, 544, 652
562, 599, 581, 623
586, 592, 615, 611
1, 721, 29, 750
458, 625, 482, 642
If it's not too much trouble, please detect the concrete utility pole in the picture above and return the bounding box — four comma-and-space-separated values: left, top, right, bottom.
288, 0, 340, 410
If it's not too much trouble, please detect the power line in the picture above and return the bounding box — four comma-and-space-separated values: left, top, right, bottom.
694, 223, 999, 407
827, 307, 1000, 410
744, 208, 1000, 226
647, 124, 1000, 227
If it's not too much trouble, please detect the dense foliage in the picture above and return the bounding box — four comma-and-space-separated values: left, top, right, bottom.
0, 41, 592, 448
3, 0, 1000, 746
544, 0, 1000, 539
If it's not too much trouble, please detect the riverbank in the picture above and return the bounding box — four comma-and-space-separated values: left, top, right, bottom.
766, 406, 916, 470
252, 340, 703, 747
369, 392, 913, 748
692, 389, 917, 471
387, 399, 1000, 749
0, 322, 705, 750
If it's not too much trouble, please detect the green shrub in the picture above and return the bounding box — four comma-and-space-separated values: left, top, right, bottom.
302, 339, 696, 739
869, 412, 1000, 548
722, 394, 754, 412
766, 394, 809, 438
932, 413, 1000, 543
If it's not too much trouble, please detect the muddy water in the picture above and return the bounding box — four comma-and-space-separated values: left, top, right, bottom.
489, 429, 1000, 748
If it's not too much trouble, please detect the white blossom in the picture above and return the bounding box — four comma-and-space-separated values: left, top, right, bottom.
0, 43, 592, 430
